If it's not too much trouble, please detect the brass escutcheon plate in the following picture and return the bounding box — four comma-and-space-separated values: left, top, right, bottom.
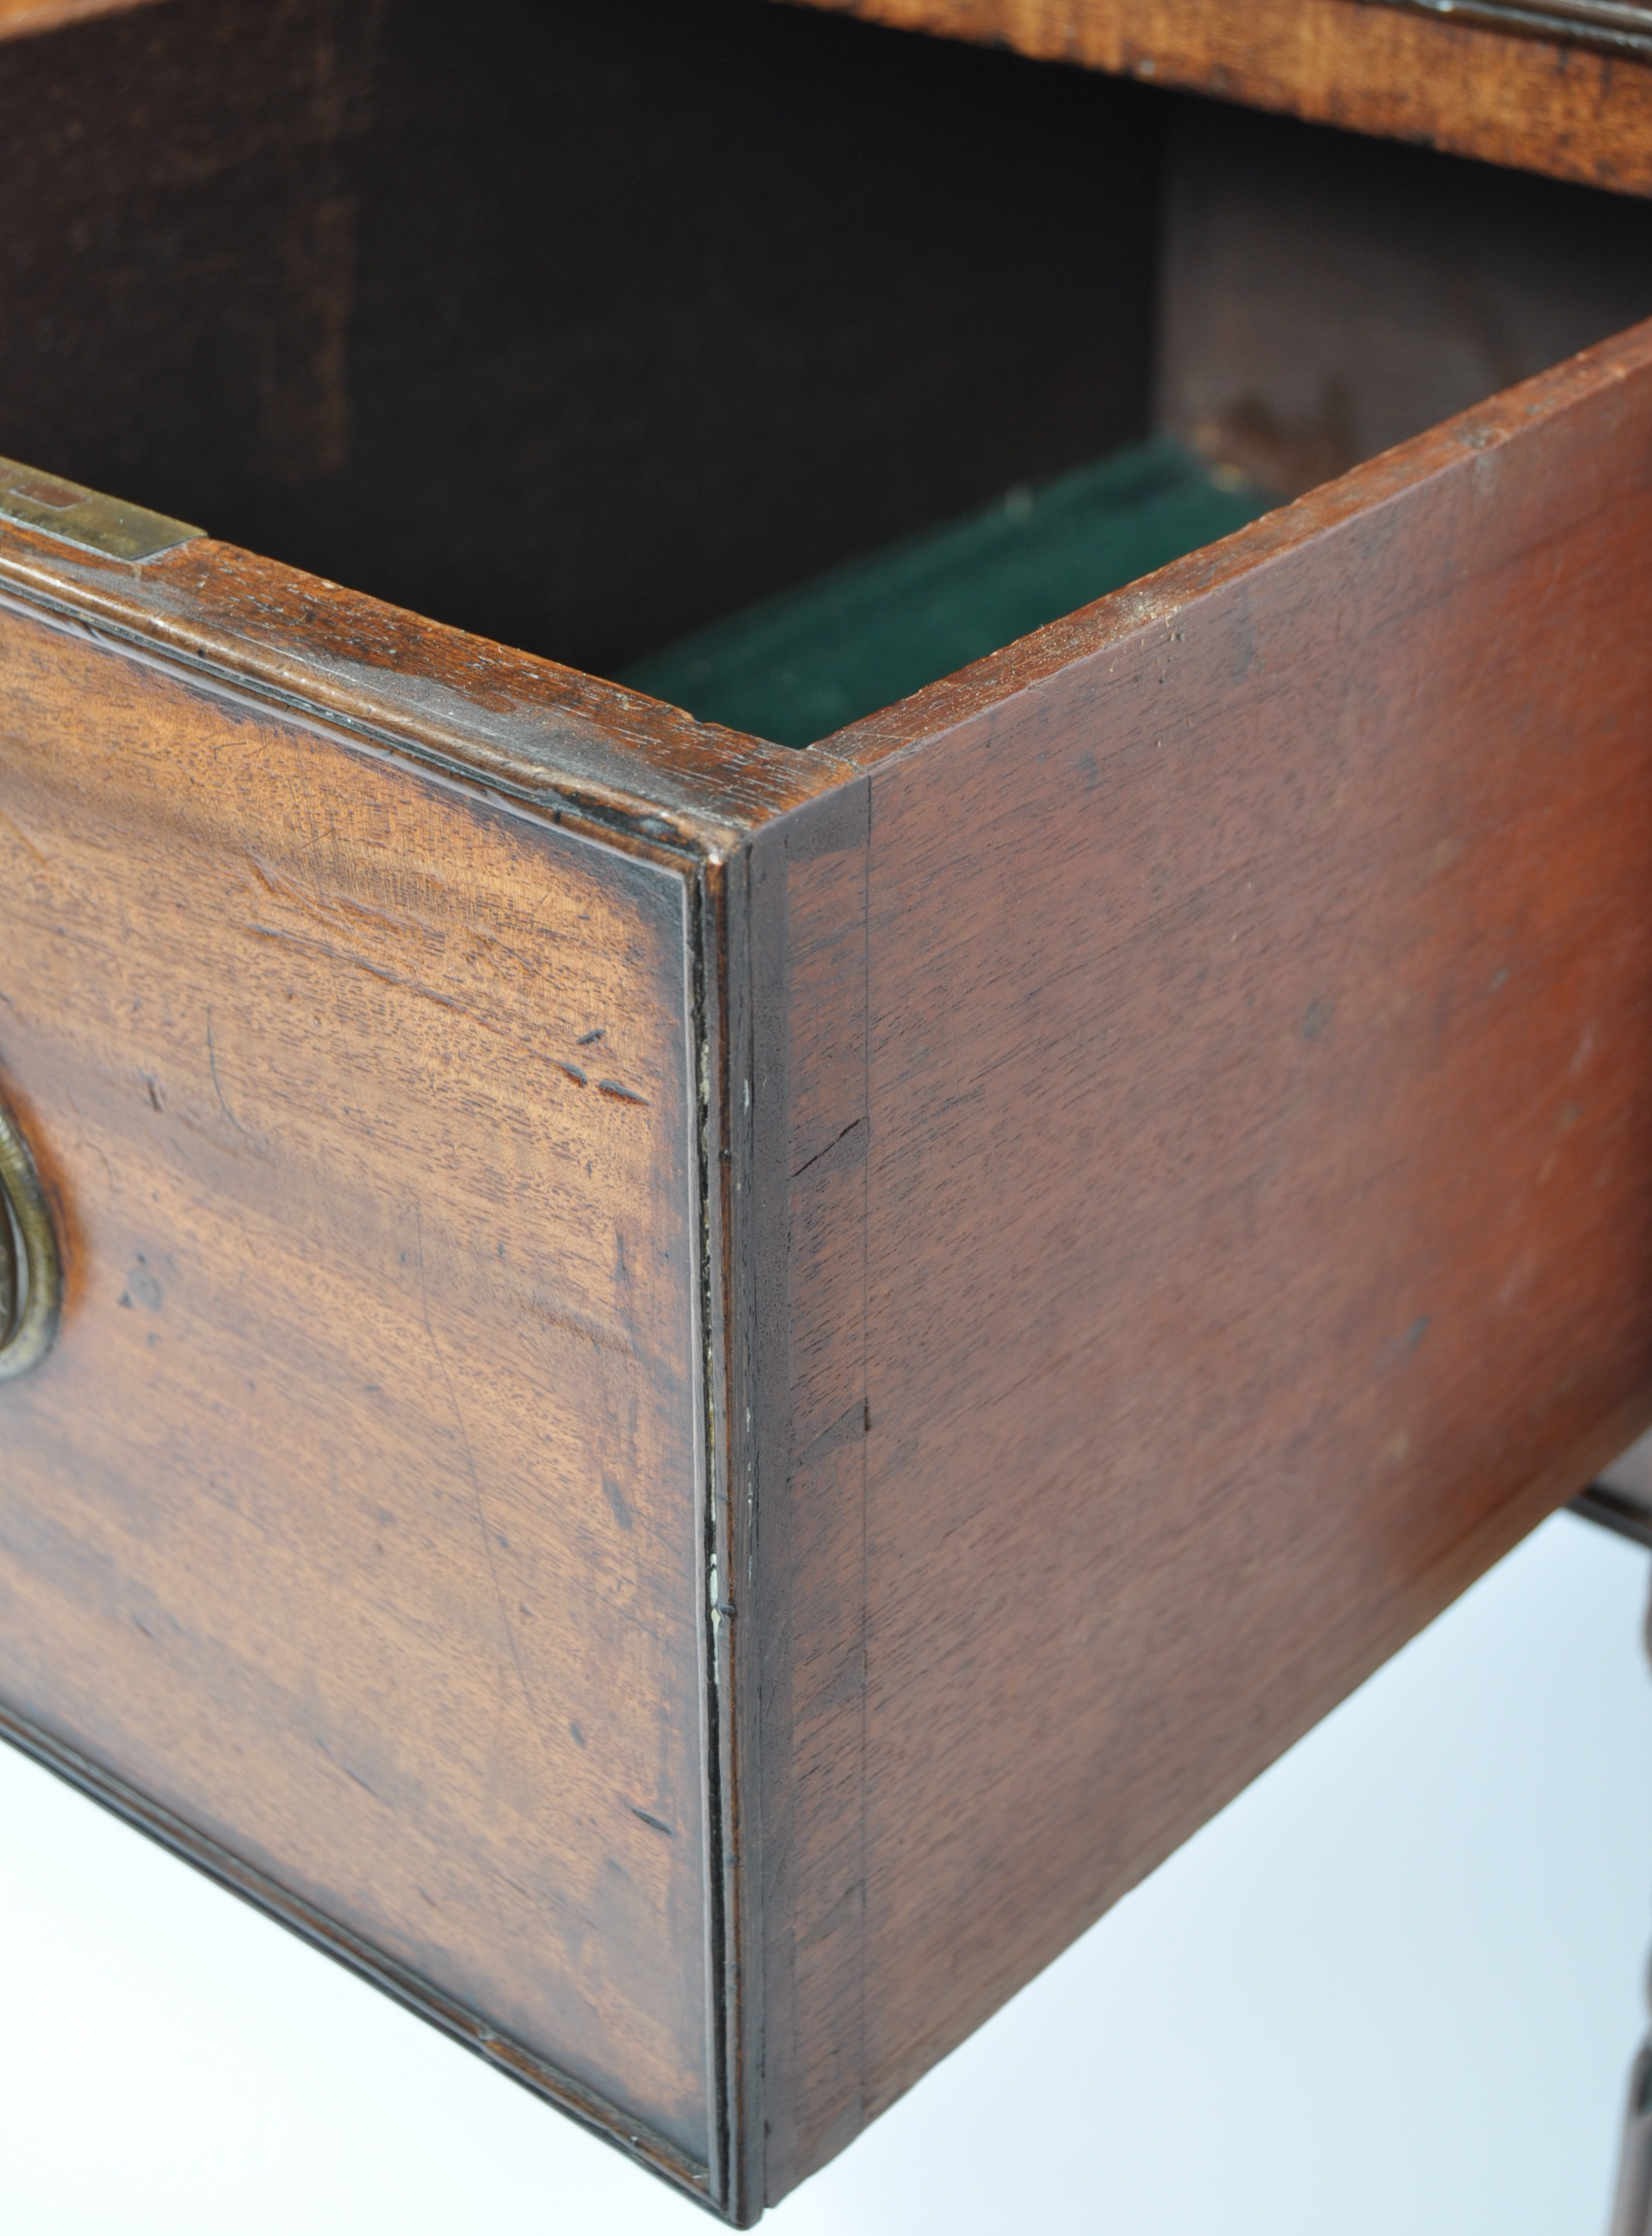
0, 455, 202, 565
0, 1096, 62, 1380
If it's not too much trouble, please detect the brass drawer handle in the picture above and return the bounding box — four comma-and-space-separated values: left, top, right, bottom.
0, 1095, 61, 1381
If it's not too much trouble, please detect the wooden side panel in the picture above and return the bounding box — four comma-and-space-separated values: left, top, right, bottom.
747, 785, 872, 2207
779, 0, 1652, 195
756, 322, 1652, 2189
0, 602, 714, 2176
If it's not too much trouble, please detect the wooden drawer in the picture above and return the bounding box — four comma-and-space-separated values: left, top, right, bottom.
1, 0, 1650, 2221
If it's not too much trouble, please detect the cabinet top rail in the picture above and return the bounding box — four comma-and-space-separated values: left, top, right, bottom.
780, 0, 1652, 195
1378, 0, 1652, 57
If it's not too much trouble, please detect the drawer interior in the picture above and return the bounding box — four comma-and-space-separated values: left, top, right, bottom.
3, 0, 1650, 739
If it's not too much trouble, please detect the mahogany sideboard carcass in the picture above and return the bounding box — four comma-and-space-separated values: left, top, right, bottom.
0, 0, 1650, 2218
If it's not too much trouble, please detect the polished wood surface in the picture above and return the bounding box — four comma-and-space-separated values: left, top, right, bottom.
746, 319, 1652, 2203
780, 0, 1652, 193
0, 579, 717, 2180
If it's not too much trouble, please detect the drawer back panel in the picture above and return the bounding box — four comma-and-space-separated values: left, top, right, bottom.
1159, 100, 1652, 497
0, 0, 1159, 677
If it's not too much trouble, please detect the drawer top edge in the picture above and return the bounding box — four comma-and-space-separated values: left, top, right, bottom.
0, 516, 858, 857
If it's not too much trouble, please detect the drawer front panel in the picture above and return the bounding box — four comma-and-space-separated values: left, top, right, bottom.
0, 600, 712, 2169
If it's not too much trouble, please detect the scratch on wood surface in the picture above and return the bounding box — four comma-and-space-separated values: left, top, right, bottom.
314, 1732, 384, 1802
792, 1117, 866, 1181
248, 853, 439, 943
0, 806, 47, 863
246, 920, 608, 1096
792, 1398, 871, 1472
246, 919, 469, 1016
413, 1202, 544, 1747
205, 1009, 248, 1134
529, 1292, 639, 1360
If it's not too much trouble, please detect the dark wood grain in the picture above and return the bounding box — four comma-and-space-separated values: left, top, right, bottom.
778, 0, 1652, 193
0, 0, 1160, 675
1157, 102, 1652, 497
748, 318, 1652, 2201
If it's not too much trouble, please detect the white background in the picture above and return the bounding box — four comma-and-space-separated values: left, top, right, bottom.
4, 1481, 1651, 2234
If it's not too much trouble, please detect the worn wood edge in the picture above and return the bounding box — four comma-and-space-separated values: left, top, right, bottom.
0, 578, 708, 902
0, 524, 850, 859
696, 862, 732, 2215
819, 314, 1652, 772
701, 810, 849, 2227
722, 812, 796, 2227
774, 0, 1652, 193
746, 811, 797, 2224
0, 1697, 722, 2210
705, 837, 773, 2229
695, 845, 774, 2226
0, 0, 167, 39
700, 855, 746, 2224
690, 861, 731, 2214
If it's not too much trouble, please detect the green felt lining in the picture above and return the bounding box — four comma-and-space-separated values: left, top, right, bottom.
620, 436, 1271, 749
